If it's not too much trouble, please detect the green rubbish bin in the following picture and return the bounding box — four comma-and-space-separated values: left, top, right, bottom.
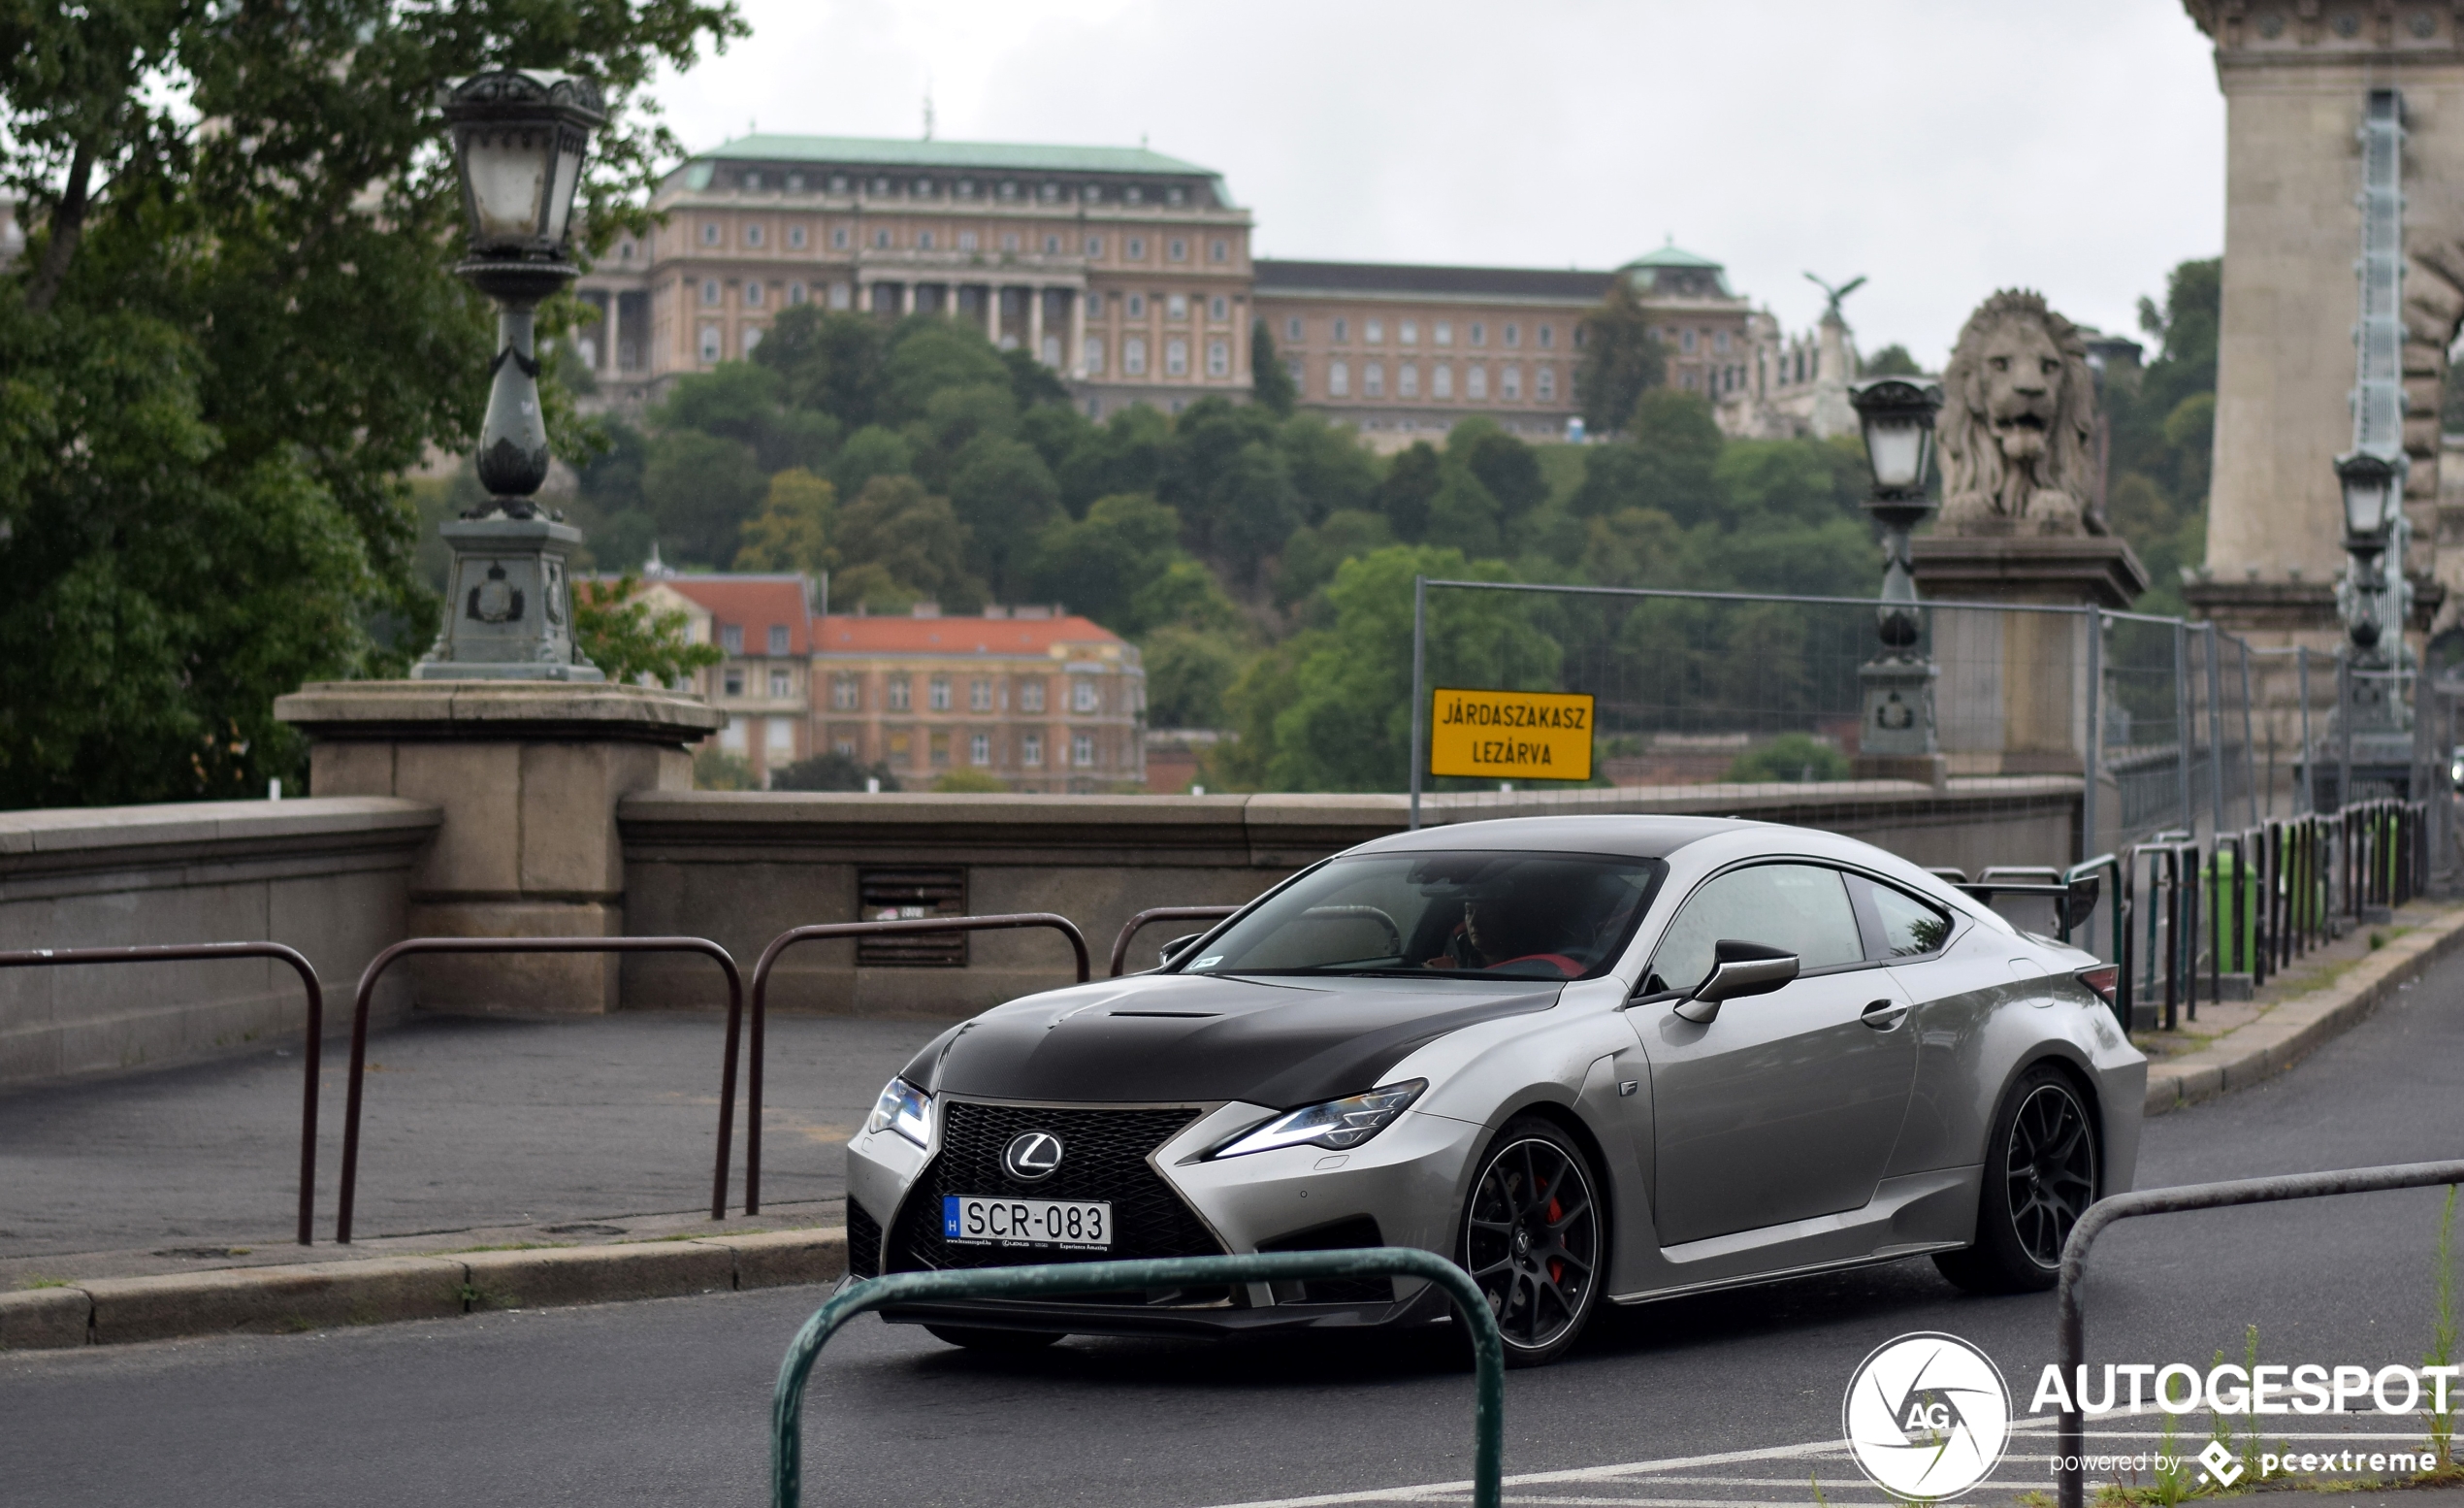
2200, 847, 2261, 975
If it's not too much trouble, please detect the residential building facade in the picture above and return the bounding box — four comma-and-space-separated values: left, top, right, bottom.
603, 573, 1146, 792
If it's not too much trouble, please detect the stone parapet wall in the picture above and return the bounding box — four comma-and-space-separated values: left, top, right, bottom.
617, 779, 2079, 1016
0, 799, 441, 1086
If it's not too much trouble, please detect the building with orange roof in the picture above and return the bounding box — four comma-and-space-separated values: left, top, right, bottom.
638, 573, 817, 783
814, 604, 1145, 793
591, 572, 1146, 791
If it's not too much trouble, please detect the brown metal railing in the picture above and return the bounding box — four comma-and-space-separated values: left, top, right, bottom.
1107, 906, 1241, 976
335, 935, 745, 1244
740, 914, 1089, 1215
0, 942, 326, 1244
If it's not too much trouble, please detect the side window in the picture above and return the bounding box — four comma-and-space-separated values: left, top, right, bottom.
1853, 876, 1954, 959
1645, 864, 1864, 994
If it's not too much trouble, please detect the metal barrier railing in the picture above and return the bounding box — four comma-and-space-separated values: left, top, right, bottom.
336, 935, 746, 1244
771, 1248, 1506, 1508
1107, 905, 1241, 976
2055, 1159, 2464, 1508
741, 913, 1090, 1216
0, 942, 327, 1245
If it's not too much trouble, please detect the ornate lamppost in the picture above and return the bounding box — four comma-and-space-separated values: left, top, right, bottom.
414, 68, 607, 681
2333, 448, 2409, 733
1851, 376, 1946, 758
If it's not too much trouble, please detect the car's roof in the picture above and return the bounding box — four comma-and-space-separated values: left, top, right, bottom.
1347, 815, 1756, 859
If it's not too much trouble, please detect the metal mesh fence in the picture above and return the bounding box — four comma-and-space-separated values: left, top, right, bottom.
1407, 579, 2269, 870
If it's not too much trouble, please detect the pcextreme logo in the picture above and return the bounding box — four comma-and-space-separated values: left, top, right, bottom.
1842, 1331, 2014, 1500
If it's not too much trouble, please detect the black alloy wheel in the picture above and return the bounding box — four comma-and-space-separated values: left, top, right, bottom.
1935, 1065, 2098, 1295
1461, 1118, 1604, 1365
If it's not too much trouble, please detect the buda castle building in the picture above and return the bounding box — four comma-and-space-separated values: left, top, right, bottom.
573, 135, 1840, 444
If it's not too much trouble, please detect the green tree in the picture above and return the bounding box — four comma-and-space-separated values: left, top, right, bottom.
574, 575, 726, 688
1449, 419, 1548, 525
1861, 344, 1923, 377
1574, 275, 1668, 436
1277, 411, 1381, 522
1222, 546, 1556, 792
946, 434, 1060, 597
733, 469, 835, 574
1424, 462, 1503, 557
1142, 626, 1248, 729
878, 318, 1013, 426
1028, 492, 1183, 628
1378, 442, 1443, 541
752, 306, 888, 426
829, 425, 917, 502
832, 475, 983, 611
771, 750, 898, 791
1725, 733, 1850, 784
1058, 404, 1172, 512
1277, 508, 1397, 607
0, 0, 742, 803
1619, 389, 1726, 525
643, 430, 766, 567
2104, 256, 2222, 613
1251, 319, 1297, 416
654, 361, 838, 474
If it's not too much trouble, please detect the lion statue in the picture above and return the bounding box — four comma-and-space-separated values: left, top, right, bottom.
1935, 289, 2103, 536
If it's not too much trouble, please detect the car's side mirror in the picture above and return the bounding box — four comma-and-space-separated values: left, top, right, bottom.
1671, 940, 1799, 1024
1158, 933, 1206, 967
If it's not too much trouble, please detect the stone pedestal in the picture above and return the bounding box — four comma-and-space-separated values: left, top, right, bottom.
1911, 536, 2149, 790
414, 516, 603, 681
274, 681, 724, 1013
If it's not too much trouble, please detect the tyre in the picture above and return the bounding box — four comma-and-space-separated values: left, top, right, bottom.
1934, 1064, 2098, 1295
1459, 1116, 1605, 1367
923, 1325, 1064, 1352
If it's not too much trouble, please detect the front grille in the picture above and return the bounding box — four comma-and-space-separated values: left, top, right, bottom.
888, 1101, 1230, 1305
846, 1198, 883, 1279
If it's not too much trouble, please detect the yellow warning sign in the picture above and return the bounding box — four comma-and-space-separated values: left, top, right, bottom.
1428, 687, 1596, 781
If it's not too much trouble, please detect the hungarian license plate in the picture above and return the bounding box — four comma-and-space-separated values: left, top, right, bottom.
943, 1195, 1113, 1250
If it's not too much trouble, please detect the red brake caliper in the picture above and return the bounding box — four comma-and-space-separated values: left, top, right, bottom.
1545, 1197, 1564, 1285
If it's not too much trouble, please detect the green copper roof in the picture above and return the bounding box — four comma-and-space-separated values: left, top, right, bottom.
694, 134, 1220, 178
1622, 242, 1724, 270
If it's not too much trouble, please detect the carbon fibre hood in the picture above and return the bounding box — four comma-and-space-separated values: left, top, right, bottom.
899, 972, 1561, 1108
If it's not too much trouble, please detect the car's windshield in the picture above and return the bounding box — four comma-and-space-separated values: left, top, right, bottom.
1180, 851, 1666, 982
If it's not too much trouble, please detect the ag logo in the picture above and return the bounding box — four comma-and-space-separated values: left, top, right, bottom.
1002, 1131, 1064, 1182
1842, 1331, 2011, 1500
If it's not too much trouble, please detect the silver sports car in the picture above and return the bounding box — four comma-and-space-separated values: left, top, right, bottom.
842, 815, 2144, 1364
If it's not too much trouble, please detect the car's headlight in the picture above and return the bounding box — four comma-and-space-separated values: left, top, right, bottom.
1211, 1080, 1427, 1159
863, 1077, 931, 1149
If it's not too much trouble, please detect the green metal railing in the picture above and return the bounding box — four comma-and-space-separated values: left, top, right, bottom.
771, 1248, 1507, 1508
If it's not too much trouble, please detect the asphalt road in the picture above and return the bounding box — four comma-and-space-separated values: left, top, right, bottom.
10, 953, 2464, 1508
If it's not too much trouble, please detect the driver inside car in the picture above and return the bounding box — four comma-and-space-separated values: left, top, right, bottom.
1425, 892, 1583, 976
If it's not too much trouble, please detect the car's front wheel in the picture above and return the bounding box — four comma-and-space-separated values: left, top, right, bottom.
1934, 1064, 2098, 1295
1459, 1116, 1605, 1366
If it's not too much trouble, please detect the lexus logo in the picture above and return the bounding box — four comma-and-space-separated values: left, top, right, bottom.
1002, 1131, 1065, 1182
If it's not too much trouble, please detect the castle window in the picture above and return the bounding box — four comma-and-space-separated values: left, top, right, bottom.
701, 279, 721, 306
701, 221, 721, 246
1210, 238, 1229, 262
872, 228, 891, 248
1333, 317, 1349, 343
1432, 364, 1453, 398
1207, 339, 1229, 377
1329, 361, 1350, 397
1365, 318, 1384, 344
1044, 235, 1060, 254
1126, 237, 1146, 260
1468, 365, 1489, 400
1209, 295, 1228, 321
1167, 293, 1188, 320
1286, 358, 1305, 395
1504, 323, 1521, 347
1124, 337, 1149, 376
1470, 322, 1487, 346
744, 281, 763, 307
1364, 362, 1385, 397
1166, 338, 1189, 376
1538, 325, 1555, 349
1400, 320, 1418, 345
1127, 293, 1146, 317
1168, 238, 1188, 261
916, 231, 934, 250
1086, 235, 1104, 257
1501, 365, 1521, 399
956, 230, 978, 251
1285, 316, 1303, 343
743, 172, 762, 191
788, 223, 807, 249
1537, 367, 1557, 400
1086, 292, 1104, 317
831, 226, 849, 249
1435, 321, 1453, 346
1399, 364, 1419, 397
745, 222, 764, 247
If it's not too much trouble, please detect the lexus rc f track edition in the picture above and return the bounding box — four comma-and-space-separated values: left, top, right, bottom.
842, 815, 2145, 1365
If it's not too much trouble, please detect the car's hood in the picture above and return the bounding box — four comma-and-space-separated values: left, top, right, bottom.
900, 972, 1562, 1108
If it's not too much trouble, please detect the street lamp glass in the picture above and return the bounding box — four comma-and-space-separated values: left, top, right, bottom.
464, 126, 556, 244
1865, 420, 1930, 492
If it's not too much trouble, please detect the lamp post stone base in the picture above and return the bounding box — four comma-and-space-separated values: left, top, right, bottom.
275, 681, 723, 1013
413, 515, 603, 682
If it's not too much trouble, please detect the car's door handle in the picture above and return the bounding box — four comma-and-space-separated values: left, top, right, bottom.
1861, 999, 1910, 1031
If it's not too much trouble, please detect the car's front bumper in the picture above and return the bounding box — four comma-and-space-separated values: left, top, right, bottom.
844, 1096, 1486, 1334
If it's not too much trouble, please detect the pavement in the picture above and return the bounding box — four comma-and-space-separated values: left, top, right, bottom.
0, 1011, 944, 1281
10, 925, 2464, 1505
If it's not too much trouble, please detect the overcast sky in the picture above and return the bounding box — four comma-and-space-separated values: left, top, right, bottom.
648, 0, 2223, 365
